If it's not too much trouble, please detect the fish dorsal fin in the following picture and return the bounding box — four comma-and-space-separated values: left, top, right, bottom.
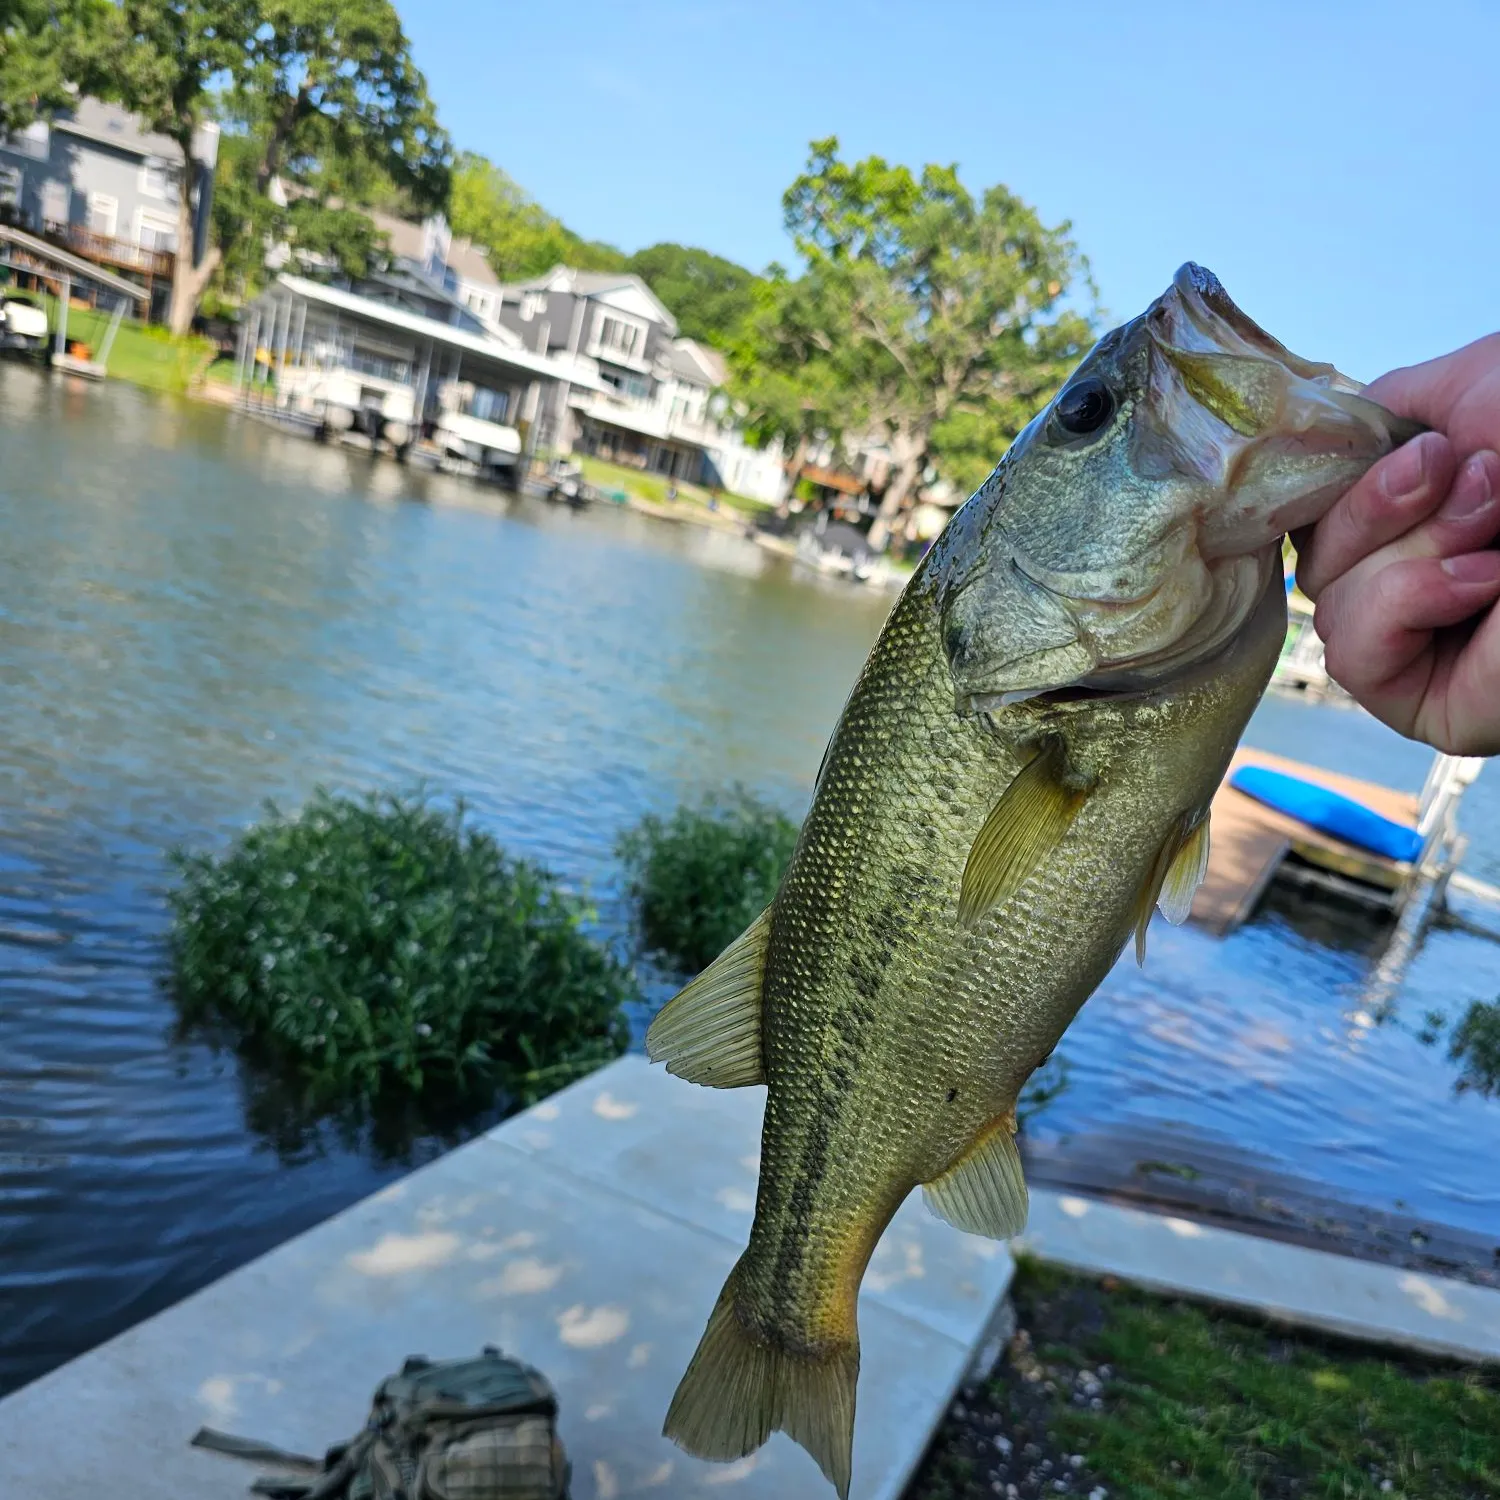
645, 909, 770, 1088
958, 739, 1091, 930
922, 1117, 1029, 1240
1132, 812, 1211, 966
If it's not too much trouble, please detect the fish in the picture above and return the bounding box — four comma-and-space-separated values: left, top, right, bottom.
645, 264, 1422, 1497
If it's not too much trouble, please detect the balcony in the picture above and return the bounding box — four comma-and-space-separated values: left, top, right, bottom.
43, 222, 175, 280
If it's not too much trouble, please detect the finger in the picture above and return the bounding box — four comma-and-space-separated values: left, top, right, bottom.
1293, 432, 1455, 600
1316, 550, 1500, 698
1365, 332, 1500, 458
1364, 332, 1500, 429
1422, 596, 1500, 755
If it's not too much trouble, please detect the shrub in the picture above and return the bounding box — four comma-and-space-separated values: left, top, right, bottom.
1450, 998, 1500, 1097
618, 789, 800, 974
168, 789, 634, 1110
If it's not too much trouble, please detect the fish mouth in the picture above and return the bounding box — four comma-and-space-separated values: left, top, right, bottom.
1145, 264, 1426, 554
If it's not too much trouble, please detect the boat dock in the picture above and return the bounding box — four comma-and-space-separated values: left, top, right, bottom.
1190, 747, 1476, 937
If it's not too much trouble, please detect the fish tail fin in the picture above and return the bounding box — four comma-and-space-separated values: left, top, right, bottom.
664, 1270, 859, 1499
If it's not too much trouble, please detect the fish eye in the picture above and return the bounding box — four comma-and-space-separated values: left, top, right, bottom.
1054, 377, 1115, 437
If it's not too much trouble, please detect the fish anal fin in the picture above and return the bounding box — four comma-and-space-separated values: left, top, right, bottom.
645, 909, 769, 1088
922, 1118, 1029, 1240
959, 740, 1091, 930
1132, 810, 1211, 966
664, 1274, 858, 1500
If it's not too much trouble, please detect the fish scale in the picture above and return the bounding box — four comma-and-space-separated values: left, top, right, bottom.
646, 263, 1420, 1497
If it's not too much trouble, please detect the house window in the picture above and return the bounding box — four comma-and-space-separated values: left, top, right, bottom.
520, 291, 547, 321
599, 369, 650, 401
0, 165, 20, 211
469, 387, 509, 424
597, 314, 641, 359
140, 158, 171, 198
136, 209, 178, 253
86, 192, 118, 238
41, 180, 69, 228
14, 120, 48, 159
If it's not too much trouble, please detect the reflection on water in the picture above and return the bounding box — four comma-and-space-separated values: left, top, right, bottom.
1, 363, 1498, 1397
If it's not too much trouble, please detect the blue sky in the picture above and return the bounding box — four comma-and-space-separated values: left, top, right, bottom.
405, 0, 1497, 382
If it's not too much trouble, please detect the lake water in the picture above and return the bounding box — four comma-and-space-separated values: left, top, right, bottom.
2, 365, 1498, 1398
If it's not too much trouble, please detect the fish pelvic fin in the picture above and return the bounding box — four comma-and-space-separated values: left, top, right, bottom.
1132, 810, 1211, 966
664, 1272, 858, 1500
922, 1117, 1029, 1240
645, 908, 770, 1088
959, 738, 1092, 930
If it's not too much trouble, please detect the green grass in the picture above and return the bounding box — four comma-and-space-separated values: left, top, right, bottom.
909, 1260, 1500, 1500
574, 453, 771, 515
618, 789, 799, 974
168, 789, 635, 1113
38, 295, 216, 393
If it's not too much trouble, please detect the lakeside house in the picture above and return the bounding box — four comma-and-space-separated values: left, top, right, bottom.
494, 265, 785, 501
0, 98, 218, 323
246, 211, 788, 502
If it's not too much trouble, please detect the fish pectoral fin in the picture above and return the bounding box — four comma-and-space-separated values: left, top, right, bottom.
958, 739, 1091, 930
1132, 811, 1212, 966
645, 908, 769, 1088
922, 1119, 1029, 1240
1159, 813, 1211, 924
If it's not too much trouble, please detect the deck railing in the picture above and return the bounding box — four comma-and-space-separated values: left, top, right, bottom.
42, 222, 174, 280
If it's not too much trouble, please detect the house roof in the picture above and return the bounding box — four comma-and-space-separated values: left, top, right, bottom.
271, 273, 600, 388
446, 236, 498, 289
501, 265, 678, 333
52, 98, 182, 163
668, 338, 727, 388
366, 209, 430, 265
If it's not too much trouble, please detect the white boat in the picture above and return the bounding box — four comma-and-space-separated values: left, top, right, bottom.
275, 364, 416, 452
0, 292, 48, 359
431, 379, 522, 484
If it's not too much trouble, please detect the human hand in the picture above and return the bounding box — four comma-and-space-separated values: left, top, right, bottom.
1291, 334, 1500, 755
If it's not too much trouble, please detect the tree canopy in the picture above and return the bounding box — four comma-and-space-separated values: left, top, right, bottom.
449, 151, 625, 281
623, 242, 761, 349
737, 137, 1097, 545
0, 0, 449, 332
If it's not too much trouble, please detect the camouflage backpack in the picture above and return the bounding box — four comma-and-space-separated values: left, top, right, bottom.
193, 1347, 570, 1500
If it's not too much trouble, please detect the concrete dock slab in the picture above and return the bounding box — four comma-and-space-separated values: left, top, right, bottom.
1020, 1188, 1500, 1364
0, 1057, 1014, 1500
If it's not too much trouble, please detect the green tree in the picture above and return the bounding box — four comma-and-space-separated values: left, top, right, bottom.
3, 1, 450, 332
0, 0, 112, 134
625, 242, 761, 350
449, 151, 625, 281
751, 137, 1096, 549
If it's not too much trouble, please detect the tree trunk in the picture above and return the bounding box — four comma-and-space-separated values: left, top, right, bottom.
167, 157, 220, 338
778, 434, 809, 517
866, 432, 925, 553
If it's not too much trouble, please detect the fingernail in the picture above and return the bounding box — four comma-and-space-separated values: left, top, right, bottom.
1440, 551, 1500, 583
1380, 433, 1432, 501
1442, 452, 1495, 519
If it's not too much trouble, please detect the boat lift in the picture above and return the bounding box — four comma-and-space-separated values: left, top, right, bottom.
0, 223, 149, 379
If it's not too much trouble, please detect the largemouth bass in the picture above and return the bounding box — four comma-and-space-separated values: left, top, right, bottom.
646, 264, 1420, 1497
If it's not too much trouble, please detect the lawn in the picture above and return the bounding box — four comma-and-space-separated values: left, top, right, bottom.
34, 296, 217, 395
906, 1259, 1500, 1500
574, 453, 772, 515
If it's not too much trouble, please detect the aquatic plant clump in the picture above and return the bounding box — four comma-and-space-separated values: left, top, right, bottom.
168, 790, 634, 1106
618, 789, 800, 975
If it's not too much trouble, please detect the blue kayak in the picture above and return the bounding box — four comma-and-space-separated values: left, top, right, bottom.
1230, 765, 1423, 864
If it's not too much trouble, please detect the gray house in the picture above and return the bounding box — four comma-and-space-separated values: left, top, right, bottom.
494, 267, 682, 456
0, 98, 218, 322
